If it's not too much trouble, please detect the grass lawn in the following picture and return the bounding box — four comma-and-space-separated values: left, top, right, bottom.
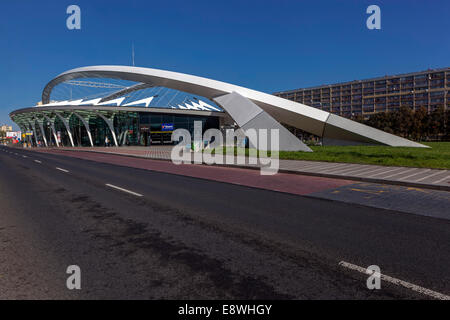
280, 142, 450, 169
214, 142, 450, 169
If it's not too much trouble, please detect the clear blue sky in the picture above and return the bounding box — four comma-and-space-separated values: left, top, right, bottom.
1, 0, 449, 128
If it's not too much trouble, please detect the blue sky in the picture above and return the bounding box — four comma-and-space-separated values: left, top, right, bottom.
1, 0, 449, 128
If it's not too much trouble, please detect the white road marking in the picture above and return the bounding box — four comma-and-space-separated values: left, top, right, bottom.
298, 163, 341, 171
348, 167, 390, 177
328, 165, 375, 175
398, 169, 431, 181
314, 163, 351, 172
320, 164, 362, 174
34, 160, 42, 164
368, 167, 405, 178
434, 174, 450, 185
414, 170, 447, 183
105, 184, 143, 197
56, 167, 69, 173
22, 155, 28, 158
382, 167, 418, 179
339, 261, 450, 300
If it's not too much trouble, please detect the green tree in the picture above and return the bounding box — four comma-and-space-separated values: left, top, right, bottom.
412, 106, 428, 140
445, 109, 450, 140
393, 106, 414, 138
429, 106, 446, 139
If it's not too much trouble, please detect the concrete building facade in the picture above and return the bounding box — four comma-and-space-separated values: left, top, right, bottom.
274, 68, 450, 119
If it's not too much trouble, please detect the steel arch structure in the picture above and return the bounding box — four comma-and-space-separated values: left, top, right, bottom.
40, 65, 428, 149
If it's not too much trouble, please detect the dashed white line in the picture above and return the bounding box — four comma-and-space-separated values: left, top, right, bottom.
339, 261, 450, 300
22, 155, 28, 158
56, 167, 69, 173
34, 160, 42, 164
105, 184, 143, 197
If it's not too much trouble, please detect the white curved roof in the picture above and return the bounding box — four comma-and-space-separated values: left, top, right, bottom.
42, 65, 329, 136
40, 65, 427, 148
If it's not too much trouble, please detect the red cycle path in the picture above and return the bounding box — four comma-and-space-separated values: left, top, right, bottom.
35, 149, 354, 196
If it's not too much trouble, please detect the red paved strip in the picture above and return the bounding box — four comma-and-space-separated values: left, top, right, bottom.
34, 149, 354, 196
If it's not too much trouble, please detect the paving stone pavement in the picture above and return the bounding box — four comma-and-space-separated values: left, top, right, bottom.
310, 182, 450, 221
277, 159, 450, 190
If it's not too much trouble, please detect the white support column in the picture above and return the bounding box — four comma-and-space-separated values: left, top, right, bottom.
95, 111, 118, 147
118, 131, 124, 145
43, 115, 60, 147
28, 120, 40, 146
34, 117, 48, 147
73, 112, 94, 147
55, 113, 75, 147
122, 130, 128, 145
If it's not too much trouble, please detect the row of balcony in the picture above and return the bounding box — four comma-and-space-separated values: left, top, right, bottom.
325, 104, 448, 114
292, 85, 447, 97
277, 73, 449, 100
303, 100, 449, 109
296, 90, 448, 101
315, 94, 448, 101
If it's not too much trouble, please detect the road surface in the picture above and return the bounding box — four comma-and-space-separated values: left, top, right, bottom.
0, 146, 449, 299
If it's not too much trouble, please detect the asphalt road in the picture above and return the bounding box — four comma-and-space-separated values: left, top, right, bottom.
0, 145, 449, 299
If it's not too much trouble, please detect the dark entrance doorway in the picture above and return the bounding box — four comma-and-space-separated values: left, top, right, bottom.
140, 124, 151, 146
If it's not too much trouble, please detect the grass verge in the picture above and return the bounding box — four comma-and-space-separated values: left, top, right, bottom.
212, 142, 450, 169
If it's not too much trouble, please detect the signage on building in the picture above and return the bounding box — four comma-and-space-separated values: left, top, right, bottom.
6, 131, 21, 138
161, 123, 174, 131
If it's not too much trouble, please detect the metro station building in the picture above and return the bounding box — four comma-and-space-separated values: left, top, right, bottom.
10, 66, 427, 151
11, 80, 229, 148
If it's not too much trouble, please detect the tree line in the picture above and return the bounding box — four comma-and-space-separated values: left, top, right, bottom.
353, 106, 450, 141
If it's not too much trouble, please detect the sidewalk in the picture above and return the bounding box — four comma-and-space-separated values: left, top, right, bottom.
36, 146, 450, 191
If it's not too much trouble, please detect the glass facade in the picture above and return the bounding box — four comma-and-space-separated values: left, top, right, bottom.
54, 116, 71, 147
25, 111, 221, 147
138, 113, 219, 146
115, 112, 139, 146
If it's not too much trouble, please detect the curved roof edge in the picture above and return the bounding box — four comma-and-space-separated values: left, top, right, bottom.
39, 65, 428, 148
42, 66, 330, 135
10, 105, 225, 119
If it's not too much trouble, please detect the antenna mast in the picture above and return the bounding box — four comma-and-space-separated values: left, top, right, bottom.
132, 42, 135, 67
